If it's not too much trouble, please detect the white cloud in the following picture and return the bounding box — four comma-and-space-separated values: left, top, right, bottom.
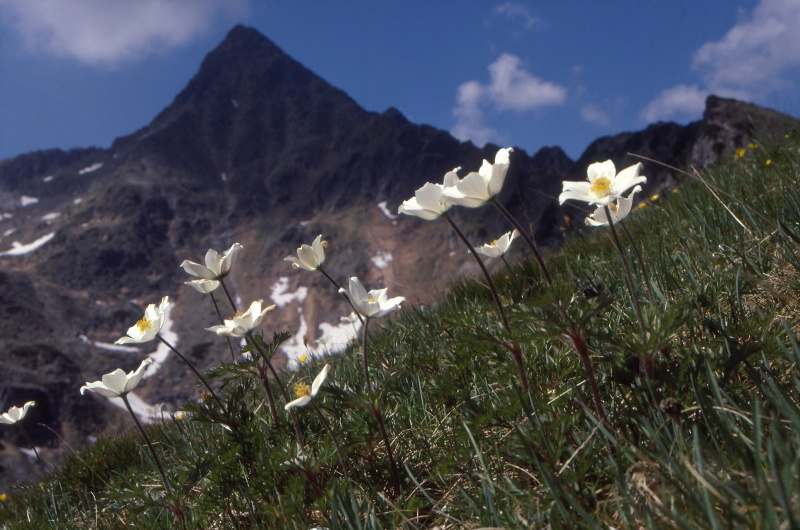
693, 0, 800, 93
0, 0, 247, 65
642, 0, 800, 122
580, 104, 611, 126
452, 53, 566, 145
640, 84, 709, 122
493, 2, 538, 30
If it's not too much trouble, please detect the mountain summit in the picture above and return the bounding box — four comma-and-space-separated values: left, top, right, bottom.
0, 24, 796, 487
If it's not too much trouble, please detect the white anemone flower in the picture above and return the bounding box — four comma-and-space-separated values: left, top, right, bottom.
180, 242, 243, 293
559, 160, 646, 207
340, 277, 404, 318
397, 168, 459, 220
443, 147, 513, 207
80, 358, 153, 398
475, 229, 519, 258
586, 186, 643, 227
0, 401, 36, 425
206, 299, 276, 337
284, 235, 326, 271
115, 296, 171, 345
284, 364, 330, 411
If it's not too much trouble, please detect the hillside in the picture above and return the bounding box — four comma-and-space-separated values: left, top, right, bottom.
1, 127, 798, 528
0, 24, 798, 488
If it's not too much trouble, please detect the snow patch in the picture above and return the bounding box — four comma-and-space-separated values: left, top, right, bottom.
19, 447, 40, 460
377, 201, 398, 220
79, 163, 103, 175
316, 315, 362, 355
2, 228, 16, 238
42, 175, 54, 183
231, 98, 239, 108
270, 276, 308, 307
281, 312, 309, 362
0, 213, 12, 220
220, 172, 228, 182
371, 251, 393, 269
41, 212, 60, 222
0, 233, 55, 256
73, 197, 83, 205
20, 196, 38, 207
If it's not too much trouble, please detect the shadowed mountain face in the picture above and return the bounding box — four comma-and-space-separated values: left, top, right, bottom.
0, 24, 796, 486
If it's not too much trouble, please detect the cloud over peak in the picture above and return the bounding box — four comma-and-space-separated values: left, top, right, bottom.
1, 0, 247, 65
452, 53, 566, 146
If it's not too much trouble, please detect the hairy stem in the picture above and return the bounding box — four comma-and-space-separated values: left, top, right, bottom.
604, 206, 647, 334
318, 266, 365, 326
219, 278, 238, 313
209, 291, 237, 362
362, 317, 372, 394
121, 394, 173, 495
158, 335, 224, 411
567, 329, 608, 425
491, 198, 553, 286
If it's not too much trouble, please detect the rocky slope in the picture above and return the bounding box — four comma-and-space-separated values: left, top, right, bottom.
0, 24, 796, 486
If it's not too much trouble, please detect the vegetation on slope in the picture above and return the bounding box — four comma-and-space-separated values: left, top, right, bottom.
2, 138, 800, 529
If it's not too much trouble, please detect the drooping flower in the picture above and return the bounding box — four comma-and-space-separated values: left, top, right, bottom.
559, 160, 647, 207
115, 297, 171, 345
0, 401, 35, 425
80, 358, 153, 398
340, 277, 404, 318
443, 147, 513, 207
585, 186, 643, 227
475, 229, 519, 258
284, 235, 326, 271
284, 364, 330, 410
206, 299, 276, 337
180, 243, 243, 293
397, 168, 459, 220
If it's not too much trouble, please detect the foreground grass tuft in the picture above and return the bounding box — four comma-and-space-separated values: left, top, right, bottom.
2, 138, 800, 528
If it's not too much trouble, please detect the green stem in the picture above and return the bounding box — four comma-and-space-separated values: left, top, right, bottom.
604, 206, 647, 334
219, 278, 237, 313
373, 403, 401, 492
318, 266, 365, 326
209, 291, 237, 362
121, 394, 173, 495
158, 335, 225, 411
444, 212, 511, 334
362, 317, 372, 394
491, 198, 553, 286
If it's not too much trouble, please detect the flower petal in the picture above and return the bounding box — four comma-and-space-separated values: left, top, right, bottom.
558, 181, 593, 204
219, 242, 243, 276
186, 279, 220, 293
284, 396, 312, 410
101, 369, 128, 396
587, 160, 616, 182
310, 364, 330, 396
180, 259, 215, 280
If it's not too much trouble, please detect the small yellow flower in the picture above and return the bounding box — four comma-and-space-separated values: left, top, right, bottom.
765, 159, 773, 167
649, 193, 660, 202
747, 142, 758, 150
637, 202, 648, 210
735, 147, 746, 159
0, 493, 8, 502
297, 352, 309, 364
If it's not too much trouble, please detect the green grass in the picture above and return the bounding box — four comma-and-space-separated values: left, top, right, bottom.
2, 139, 800, 529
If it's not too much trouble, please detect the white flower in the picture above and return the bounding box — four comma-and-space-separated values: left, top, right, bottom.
397, 168, 459, 220
284, 235, 326, 271
206, 299, 276, 337
559, 160, 646, 207
0, 401, 35, 425
284, 364, 330, 410
585, 186, 643, 227
443, 147, 513, 207
80, 358, 153, 398
340, 277, 404, 318
475, 229, 519, 258
180, 243, 243, 293
115, 296, 171, 345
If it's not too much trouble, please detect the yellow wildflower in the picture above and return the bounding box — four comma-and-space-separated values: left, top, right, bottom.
0, 493, 7, 502
735, 147, 746, 159
765, 159, 773, 167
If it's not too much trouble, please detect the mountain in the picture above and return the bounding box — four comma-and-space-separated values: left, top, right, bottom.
0, 24, 796, 487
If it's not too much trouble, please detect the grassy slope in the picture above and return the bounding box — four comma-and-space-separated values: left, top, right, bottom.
2, 139, 800, 529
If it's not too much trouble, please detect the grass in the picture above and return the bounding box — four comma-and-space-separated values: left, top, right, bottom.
2, 138, 800, 528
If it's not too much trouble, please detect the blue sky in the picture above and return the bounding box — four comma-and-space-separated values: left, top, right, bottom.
2, 0, 800, 161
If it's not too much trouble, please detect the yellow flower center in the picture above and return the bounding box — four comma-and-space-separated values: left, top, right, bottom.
367, 295, 379, 304
735, 147, 746, 159
135, 318, 153, 333
489, 239, 498, 247
590, 177, 612, 198
293, 382, 311, 399
297, 352, 309, 364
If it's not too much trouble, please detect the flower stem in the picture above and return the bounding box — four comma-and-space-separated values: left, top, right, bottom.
619, 222, 656, 303
121, 394, 173, 495
219, 278, 237, 313
443, 212, 511, 334
491, 198, 553, 287
604, 206, 646, 334
373, 403, 401, 492
362, 317, 372, 394
209, 291, 237, 362
318, 266, 365, 326
566, 329, 609, 425
245, 333, 290, 403
158, 335, 225, 411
